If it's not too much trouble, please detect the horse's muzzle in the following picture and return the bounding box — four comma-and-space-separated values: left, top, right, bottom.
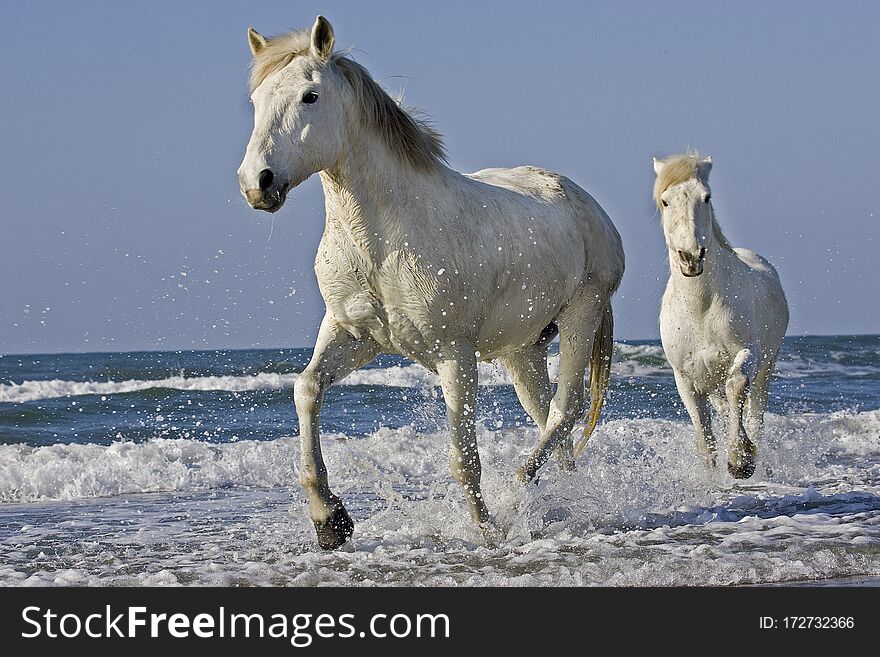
244, 185, 288, 213
678, 248, 706, 277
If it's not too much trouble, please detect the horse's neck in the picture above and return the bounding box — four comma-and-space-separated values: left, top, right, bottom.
319, 130, 449, 258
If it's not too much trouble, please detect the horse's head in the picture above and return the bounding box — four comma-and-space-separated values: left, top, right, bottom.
238, 16, 348, 213
653, 154, 714, 277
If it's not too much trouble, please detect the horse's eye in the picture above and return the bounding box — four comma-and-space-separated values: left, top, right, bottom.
661, 199, 669, 207
302, 91, 319, 104
704, 194, 711, 202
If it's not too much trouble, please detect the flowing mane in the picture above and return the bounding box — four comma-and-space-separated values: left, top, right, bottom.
249, 30, 446, 172
654, 151, 734, 252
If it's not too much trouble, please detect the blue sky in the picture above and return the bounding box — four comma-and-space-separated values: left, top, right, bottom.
1, 1, 877, 354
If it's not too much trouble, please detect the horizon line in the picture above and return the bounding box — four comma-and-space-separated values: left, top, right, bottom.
2, 332, 877, 359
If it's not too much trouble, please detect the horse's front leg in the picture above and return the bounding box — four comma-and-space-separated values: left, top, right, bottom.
436, 342, 493, 535
672, 368, 716, 467
294, 316, 379, 549
726, 349, 756, 479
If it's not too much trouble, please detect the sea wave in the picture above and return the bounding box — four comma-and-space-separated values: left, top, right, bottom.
774, 359, 880, 379
1, 409, 877, 504
0, 353, 665, 403
3, 340, 877, 403
0, 368, 438, 403
0, 373, 296, 404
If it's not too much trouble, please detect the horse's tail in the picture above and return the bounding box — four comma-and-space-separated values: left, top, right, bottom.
573, 304, 614, 458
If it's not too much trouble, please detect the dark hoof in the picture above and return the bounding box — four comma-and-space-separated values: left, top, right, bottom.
516, 456, 544, 485
314, 503, 354, 550
515, 465, 534, 485
728, 458, 756, 480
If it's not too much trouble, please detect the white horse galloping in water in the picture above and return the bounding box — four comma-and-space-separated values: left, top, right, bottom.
238, 16, 624, 548
654, 153, 788, 479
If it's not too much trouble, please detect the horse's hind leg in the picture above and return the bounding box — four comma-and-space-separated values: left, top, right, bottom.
501, 342, 575, 472
436, 341, 493, 534
726, 349, 757, 479
516, 293, 603, 484
295, 316, 379, 549
672, 368, 717, 467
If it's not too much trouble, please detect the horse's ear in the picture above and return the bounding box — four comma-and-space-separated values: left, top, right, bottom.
248, 27, 267, 56
310, 15, 335, 60
652, 157, 665, 176
697, 156, 713, 182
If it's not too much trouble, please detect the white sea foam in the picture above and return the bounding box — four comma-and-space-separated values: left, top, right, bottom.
1, 409, 878, 586
1, 409, 876, 504
0, 437, 296, 502
614, 342, 666, 360
0, 370, 433, 403
774, 359, 879, 379
0, 373, 296, 403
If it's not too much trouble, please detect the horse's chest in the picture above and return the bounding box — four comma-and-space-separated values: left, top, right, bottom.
670, 340, 732, 388
315, 240, 436, 353
661, 297, 736, 387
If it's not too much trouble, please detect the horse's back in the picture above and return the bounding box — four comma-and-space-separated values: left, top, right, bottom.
734, 247, 780, 282
467, 166, 611, 230
467, 165, 624, 286
467, 165, 567, 200
734, 248, 787, 309
733, 247, 789, 345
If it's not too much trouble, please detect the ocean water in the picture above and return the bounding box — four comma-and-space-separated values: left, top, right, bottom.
0, 335, 878, 586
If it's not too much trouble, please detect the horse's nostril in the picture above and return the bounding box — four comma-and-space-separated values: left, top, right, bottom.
258, 169, 274, 191
699, 247, 707, 260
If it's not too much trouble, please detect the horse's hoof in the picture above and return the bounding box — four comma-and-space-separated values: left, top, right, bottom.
314, 503, 354, 550
515, 460, 541, 486
727, 458, 756, 480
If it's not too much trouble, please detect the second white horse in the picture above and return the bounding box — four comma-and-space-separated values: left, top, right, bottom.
654, 153, 788, 479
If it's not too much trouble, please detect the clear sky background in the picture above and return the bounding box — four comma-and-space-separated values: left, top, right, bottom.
1, 1, 877, 354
